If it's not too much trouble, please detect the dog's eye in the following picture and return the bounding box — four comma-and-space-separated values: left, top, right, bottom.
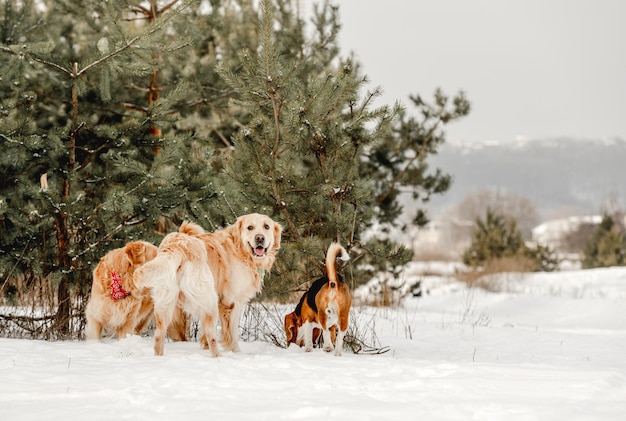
264, 224, 270, 230
247, 225, 254, 231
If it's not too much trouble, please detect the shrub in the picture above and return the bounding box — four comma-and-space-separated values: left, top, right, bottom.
462, 209, 559, 273
582, 213, 626, 268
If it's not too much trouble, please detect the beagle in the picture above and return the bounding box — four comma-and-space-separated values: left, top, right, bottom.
284, 243, 351, 356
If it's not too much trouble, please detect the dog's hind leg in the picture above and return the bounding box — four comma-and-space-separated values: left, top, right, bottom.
133, 299, 154, 336
167, 306, 188, 341
334, 328, 346, 356
201, 312, 220, 357
152, 293, 178, 356
334, 311, 350, 356
321, 327, 335, 353
302, 321, 315, 352
153, 303, 177, 356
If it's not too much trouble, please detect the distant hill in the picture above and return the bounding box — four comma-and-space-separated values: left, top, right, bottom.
425, 137, 626, 219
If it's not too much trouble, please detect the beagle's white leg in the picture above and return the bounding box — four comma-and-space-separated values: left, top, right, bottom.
302, 321, 314, 352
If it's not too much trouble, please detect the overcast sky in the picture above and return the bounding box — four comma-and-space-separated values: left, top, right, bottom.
332, 0, 626, 143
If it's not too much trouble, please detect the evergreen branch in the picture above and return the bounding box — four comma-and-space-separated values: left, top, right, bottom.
2, 30, 147, 79
1, 236, 33, 295
75, 142, 109, 172
128, 83, 151, 93
376, 118, 441, 206
219, 191, 238, 218
0, 133, 18, 143
186, 88, 238, 107
120, 102, 148, 113
71, 215, 147, 261
0, 46, 73, 76
87, 178, 150, 223
32, 56, 72, 76
359, 87, 379, 114
161, 0, 182, 14
209, 127, 234, 148
76, 35, 142, 77
128, 5, 151, 16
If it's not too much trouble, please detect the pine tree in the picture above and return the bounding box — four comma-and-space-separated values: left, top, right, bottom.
213, 1, 474, 296
0, 0, 215, 337
215, 1, 403, 296
366, 90, 470, 228
462, 209, 524, 267
582, 213, 626, 268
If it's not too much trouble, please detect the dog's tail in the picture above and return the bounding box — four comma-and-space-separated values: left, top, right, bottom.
179, 221, 205, 236
326, 242, 349, 289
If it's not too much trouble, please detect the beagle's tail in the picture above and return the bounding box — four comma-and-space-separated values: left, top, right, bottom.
326, 242, 350, 289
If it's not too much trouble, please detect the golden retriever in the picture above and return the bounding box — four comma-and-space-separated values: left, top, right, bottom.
133, 231, 220, 357
179, 213, 282, 352
85, 241, 158, 340
284, 243, 351, 356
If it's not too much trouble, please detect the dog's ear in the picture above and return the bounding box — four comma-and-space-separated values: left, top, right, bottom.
287, 325, 297, 344
124, 242, 144, 266
284, 312, 297, 344
273, 222, 283, 250
235, 217, 245, 234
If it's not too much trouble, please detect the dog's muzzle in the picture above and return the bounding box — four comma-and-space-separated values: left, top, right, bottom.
252, 234, 268, 257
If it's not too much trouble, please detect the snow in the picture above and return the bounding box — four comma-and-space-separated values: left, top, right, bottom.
2, 266, 626, 420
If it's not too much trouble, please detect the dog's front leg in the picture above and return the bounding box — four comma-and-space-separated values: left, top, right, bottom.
229, 303, 243, 353
302, 321, 315, 352
84, 317, 103, 341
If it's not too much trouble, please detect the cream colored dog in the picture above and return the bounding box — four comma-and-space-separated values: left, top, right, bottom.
179, 213, 282, 352
134, 231, 220, 357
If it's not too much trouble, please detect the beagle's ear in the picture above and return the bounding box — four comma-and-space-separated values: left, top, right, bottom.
273, 222, 283, 250
284, 312, 297, 343
287, 325, 297, 344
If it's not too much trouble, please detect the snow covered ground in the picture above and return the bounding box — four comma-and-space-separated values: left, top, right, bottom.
1, 266, 625, 420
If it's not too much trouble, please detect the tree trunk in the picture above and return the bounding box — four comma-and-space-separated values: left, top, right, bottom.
54, 63, 80, 338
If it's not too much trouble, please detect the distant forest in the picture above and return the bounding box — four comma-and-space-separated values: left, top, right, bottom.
428, 138, 626, 219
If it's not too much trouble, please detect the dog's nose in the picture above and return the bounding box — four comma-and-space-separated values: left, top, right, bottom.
255, 234, 265, 245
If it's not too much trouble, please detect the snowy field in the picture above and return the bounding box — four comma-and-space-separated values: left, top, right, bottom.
1, 266, 625, 420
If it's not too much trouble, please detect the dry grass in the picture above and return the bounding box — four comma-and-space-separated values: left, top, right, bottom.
414, 248, 458, 263
455, 256, 536, 291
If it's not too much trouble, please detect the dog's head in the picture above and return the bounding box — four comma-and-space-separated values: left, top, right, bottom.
284, 310, 326, 348
235, 213, 282, 260
124, 241, 158, 270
